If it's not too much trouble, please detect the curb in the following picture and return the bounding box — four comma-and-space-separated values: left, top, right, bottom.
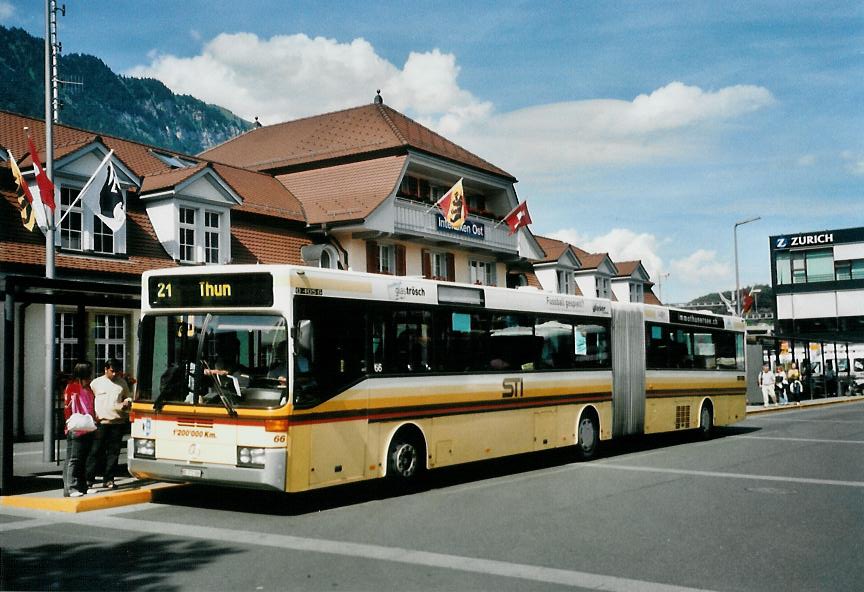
0, 481, 184, 513
746, 395, 864, 415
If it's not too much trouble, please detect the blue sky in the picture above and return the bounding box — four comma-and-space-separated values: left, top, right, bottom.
4, 1, 862, 302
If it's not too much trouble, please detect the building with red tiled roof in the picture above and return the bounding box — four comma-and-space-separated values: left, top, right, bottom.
528, 236, 660, 303
202, 94, 543, 284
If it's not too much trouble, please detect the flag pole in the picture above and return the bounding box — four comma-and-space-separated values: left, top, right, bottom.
42, 0, 58, 462
494, 201, 521, 230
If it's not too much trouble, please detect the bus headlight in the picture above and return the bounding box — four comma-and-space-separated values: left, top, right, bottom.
134, 438, 156, 459
237, 446, 266, 468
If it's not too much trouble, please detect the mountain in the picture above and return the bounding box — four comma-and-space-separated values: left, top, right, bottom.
0, 26, 252, 155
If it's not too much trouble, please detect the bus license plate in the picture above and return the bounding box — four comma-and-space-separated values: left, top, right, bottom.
181, 468, 203, 478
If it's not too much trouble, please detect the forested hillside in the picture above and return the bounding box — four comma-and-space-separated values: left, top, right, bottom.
0, 26, 251, 155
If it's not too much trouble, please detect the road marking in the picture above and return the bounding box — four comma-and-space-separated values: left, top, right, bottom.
586, 464, 864, 488
47, 513, 715, 592
736, 435, 864, 445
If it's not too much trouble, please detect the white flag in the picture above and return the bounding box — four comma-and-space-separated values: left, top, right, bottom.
79, 151, 125, 233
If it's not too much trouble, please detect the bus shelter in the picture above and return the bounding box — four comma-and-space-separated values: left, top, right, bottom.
1, 275, 140, 495
754, 334, 862, 401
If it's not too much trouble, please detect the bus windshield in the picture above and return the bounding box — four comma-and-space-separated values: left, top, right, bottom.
137, 313, 289, 409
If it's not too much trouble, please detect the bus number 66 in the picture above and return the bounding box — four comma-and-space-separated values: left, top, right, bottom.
502, 377, 524, 398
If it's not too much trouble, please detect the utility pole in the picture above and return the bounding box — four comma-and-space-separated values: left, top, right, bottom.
42, 0, 62, 462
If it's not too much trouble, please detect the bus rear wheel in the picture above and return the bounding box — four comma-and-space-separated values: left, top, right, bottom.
575, 413, 598, 460
698, 404, 714, 438
387, 432, 424, 482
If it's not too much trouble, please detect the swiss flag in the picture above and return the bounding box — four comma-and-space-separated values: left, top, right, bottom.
27, 137, 56, 212
503, 201, 532, 235
742, 291, 754, 314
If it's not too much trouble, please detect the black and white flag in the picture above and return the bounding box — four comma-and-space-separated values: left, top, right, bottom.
79, 150, 126, 233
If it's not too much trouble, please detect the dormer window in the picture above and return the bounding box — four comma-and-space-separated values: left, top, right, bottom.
630, 282, 644, 303
595, 276, 611, 299
59, 187, 83, 250
57, 184, 127, 255
151, 150, 196, 169
557, 270, 574, 295
176, 205, 228, 264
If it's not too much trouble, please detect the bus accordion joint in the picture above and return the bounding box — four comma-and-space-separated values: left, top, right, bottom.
265, 419, 290, 432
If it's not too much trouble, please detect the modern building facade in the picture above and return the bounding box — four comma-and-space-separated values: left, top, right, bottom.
770, 226, 864, 343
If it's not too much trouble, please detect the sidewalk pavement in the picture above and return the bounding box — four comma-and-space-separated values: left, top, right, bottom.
745, 393, 864, 415
1, 441, 183, 513
3, 394, 863, 513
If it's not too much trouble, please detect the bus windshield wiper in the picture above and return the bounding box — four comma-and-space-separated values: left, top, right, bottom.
202, 360, 238, 417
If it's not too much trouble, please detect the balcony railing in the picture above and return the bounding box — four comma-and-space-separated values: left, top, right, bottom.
393, 198, 518, 253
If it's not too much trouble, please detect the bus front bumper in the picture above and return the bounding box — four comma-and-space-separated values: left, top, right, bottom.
128, 448, 287, 492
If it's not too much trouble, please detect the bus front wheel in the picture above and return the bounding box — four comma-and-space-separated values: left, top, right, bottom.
576, 413, 598, 460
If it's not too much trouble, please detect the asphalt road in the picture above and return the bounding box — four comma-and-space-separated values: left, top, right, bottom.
3, 402, 863, 591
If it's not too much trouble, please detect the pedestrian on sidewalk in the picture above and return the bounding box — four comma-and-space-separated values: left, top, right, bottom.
63, 361, 97, 497
759, 364, 776, 406
787, 362, 803, 406
87, 358, 132, 490
775, 364, 788, 405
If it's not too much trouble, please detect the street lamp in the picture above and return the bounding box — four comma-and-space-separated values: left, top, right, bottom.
734, 216, 761, 316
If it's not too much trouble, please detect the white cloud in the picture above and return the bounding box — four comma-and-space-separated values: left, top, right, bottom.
548, 227, 665, 280
128, 33, 771, 171
670, 249, 731, 285
127, 33, 490, 131
0, 2, 14, 21
797, 154, 817, 166
840, 151, 864, 176
455, 81, 775, 173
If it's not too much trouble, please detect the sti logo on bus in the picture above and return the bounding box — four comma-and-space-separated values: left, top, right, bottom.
774, 233, 834, 250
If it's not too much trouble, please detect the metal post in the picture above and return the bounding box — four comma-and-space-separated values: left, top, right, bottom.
733, 216, 761, 317
1, 285, 15, 494
42, 0, 57, 462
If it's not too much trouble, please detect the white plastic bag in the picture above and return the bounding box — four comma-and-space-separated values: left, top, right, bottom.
66, 412, 96, 433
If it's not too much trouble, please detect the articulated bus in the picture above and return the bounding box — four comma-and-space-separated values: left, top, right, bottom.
129, 265, 747, 492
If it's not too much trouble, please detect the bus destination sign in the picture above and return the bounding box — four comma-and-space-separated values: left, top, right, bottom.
669, 309, 723, 329
148, 273, 274, 308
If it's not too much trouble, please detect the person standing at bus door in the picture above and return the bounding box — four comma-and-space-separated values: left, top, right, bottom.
774, 365, 788, 405
759, 364, 776, 406
787, 362, 803, 406
63, 361, 97, 497
87, 358, 132, 490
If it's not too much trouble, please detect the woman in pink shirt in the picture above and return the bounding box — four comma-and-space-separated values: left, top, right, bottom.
63, 361, 97, 497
